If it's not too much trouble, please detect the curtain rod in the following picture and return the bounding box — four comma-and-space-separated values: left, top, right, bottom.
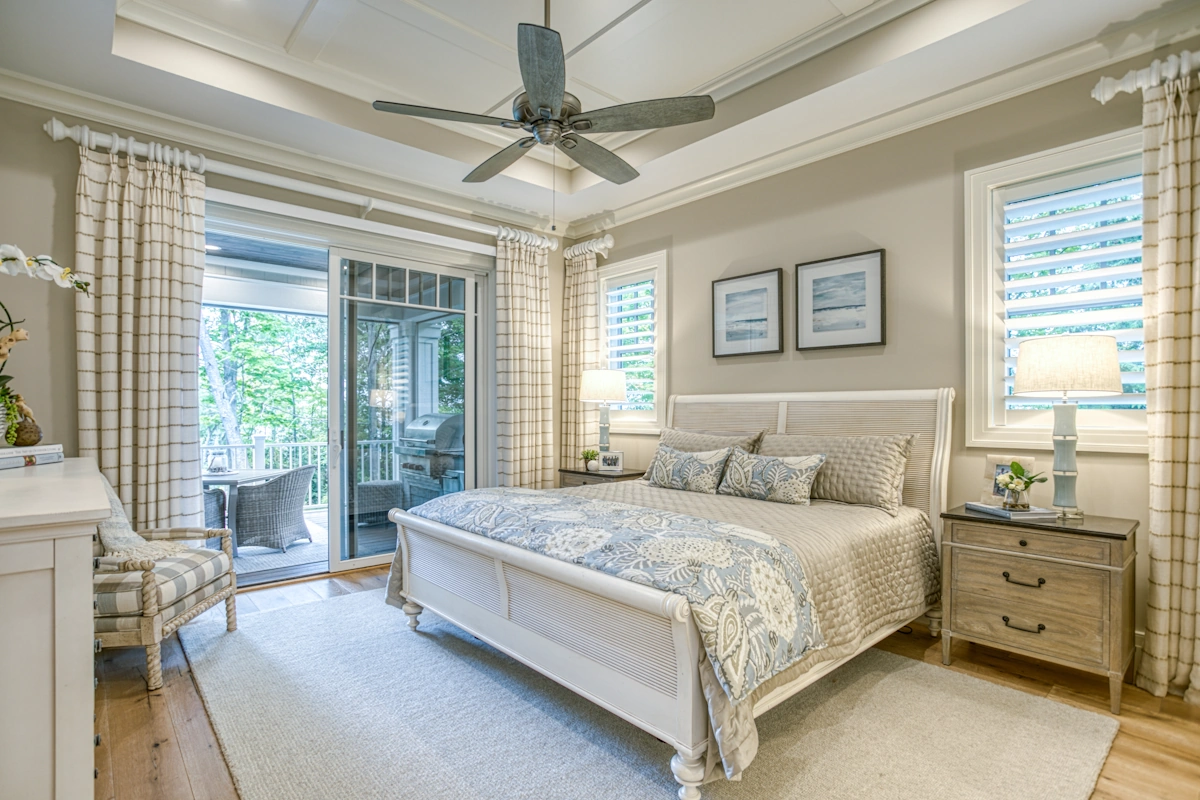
42, 117, 559, 252
1092, 48, 1199, 104
563, 234, 615, 259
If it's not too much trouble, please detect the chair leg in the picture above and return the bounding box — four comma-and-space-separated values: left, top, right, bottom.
146, 642, 163, 691
225, 593, 238, 632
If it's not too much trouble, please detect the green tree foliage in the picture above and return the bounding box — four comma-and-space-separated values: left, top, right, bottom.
199, 308, 329, 445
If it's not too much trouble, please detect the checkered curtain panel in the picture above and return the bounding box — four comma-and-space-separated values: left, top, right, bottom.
1138, 77, 1200, 704
560, 250, 600, 470
496, 238, 554, 489
74, 147, 206, 529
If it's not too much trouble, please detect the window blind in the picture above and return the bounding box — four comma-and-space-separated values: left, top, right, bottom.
1002, 173, 1145, 409
603, 273, 656, 411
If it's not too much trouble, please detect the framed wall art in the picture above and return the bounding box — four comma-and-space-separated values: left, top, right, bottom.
712, 268, 783, 358
795, 249, 885, 350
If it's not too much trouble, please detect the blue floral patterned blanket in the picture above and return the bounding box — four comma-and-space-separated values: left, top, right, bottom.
409, 487, 825, 705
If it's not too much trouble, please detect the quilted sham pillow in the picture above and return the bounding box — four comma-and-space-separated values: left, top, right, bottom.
659, 427, 765, 454
717, 447, 826, 505
757, 433, 914, 515
647, 445, 733, 494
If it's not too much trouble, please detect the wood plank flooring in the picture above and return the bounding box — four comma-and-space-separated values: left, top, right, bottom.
95, 569, 1200, 800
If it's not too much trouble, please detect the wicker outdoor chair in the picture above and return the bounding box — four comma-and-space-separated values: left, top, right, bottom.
204, 488, 226, 529
234, 465, 317, 552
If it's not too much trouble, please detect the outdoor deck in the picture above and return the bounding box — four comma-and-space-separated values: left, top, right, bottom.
231, 508, 398, 585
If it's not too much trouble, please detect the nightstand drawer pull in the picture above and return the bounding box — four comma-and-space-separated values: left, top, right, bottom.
1002, 571, 1045, 588
1002, 616, 1045, 634
1019, 539, 1027, 547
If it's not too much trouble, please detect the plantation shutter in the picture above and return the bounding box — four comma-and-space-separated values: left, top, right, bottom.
602, 270, 656, 411
1002, 171, 1145, 409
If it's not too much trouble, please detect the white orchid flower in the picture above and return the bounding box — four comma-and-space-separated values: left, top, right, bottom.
0, 244, 29, 276
52, 266, 77, 289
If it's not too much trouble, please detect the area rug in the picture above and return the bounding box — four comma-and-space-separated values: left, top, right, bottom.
179, 589, 1118, 800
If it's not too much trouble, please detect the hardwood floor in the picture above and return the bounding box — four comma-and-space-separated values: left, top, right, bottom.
96, 572, 1200, 800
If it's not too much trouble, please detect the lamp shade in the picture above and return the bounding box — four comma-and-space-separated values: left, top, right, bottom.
1013, 335, 1123, 398
579, 369, 627, 403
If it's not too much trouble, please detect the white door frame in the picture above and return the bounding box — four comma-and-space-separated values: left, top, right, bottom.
327, 247, 489, 573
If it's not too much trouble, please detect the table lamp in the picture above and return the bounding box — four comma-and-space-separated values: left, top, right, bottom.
1013, 334, 1123, 519
579, 369, 627, 452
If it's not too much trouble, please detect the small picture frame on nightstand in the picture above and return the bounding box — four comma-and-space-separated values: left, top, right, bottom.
982, 454, 1037, 503
598, 451, 625, 472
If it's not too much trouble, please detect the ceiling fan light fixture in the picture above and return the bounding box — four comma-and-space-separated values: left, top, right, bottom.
372, 19, 714, 184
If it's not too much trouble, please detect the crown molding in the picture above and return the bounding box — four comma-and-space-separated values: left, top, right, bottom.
565, 3, 1200, 238
0, 67, 550, 232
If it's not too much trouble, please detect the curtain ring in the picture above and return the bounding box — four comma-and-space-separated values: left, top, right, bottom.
126, 136, 137, 161
109, 132, 121, 155
182, 150, 192, 172
196, 152, 206, 174
79, 124, 90, 150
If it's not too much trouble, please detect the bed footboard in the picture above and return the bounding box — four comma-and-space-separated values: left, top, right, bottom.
388, 509, 710, 772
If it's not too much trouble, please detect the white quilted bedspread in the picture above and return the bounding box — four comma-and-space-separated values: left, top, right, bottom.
560, 480, 940, 779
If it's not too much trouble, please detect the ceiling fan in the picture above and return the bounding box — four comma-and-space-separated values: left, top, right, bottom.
372, 12, 715, 185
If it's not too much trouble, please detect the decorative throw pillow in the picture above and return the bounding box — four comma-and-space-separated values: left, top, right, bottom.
757, 433, 915, 515
647, 445, 733, 494
717, 448, 826, 505
645, 428, 764, 478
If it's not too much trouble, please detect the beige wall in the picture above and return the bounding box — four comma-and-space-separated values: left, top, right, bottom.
599, 47, 1191, 634
0, 98, 81, 452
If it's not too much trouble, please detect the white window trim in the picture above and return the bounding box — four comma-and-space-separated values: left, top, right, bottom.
965, 128, 1147, 455
598, 250, 669, 435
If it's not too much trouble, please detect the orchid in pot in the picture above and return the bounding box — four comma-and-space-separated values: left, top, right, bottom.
0, 244, 89, 446
995, 461, 1047, 510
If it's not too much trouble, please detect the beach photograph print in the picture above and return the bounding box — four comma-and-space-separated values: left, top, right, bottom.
724, 287, 769, 341
812, 271, 867, 332
712, 268, 783, 357
796, 249, 885, 350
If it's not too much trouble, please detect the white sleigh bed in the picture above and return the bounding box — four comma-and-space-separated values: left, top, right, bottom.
387, 388, 954, 798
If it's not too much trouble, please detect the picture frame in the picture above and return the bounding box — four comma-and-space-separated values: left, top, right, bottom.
795, 249, 885, 351
598, 450, 625, 472
712, 268, 784, 358
981, 454, 1038, 503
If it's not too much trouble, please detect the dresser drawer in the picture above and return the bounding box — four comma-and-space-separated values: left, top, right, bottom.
952, 549, 1108, 619
950, 522, 1110, 565
952, 591, 1105, 668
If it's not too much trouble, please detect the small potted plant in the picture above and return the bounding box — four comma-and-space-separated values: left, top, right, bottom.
995, 461, 1047, 510
580, 449, 600, 472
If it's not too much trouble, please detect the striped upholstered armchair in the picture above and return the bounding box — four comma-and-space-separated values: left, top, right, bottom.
92, 477, 237, 690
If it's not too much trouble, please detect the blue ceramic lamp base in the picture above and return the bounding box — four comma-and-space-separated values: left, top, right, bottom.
1052, 401, 1083, 520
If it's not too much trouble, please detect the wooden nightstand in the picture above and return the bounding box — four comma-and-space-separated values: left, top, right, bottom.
940, 506, 1137, 714
558, 467, 645, 488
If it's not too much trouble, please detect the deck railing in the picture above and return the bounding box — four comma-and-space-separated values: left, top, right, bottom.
201, 437, 396, 507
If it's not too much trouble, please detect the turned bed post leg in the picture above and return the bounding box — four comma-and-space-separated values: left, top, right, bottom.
670, 751, 704, 800
402, 601, 424, 631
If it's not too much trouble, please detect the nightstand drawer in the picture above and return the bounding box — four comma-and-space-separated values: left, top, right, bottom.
950, 522, 1110, 565
560, 473, 608, 487
952, 549, 1108, 619
952, 591, 1105, 668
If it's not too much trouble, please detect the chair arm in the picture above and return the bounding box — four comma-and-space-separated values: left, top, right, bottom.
137, 527, 231, 542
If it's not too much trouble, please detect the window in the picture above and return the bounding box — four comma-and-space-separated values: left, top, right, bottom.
966, 130, 1146, 453
598, 251, 668, 433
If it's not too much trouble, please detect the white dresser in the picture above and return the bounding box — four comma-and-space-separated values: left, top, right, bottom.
0, 458, 111, 799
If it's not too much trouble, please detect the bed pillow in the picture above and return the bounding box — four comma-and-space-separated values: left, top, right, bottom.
757, 433, 914, 515
717, 447, 826, 506
645, 427, 764, 479
647, 445, 733, 494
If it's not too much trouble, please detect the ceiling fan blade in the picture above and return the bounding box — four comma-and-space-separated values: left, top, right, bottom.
463, 137, 537, 183
568, 96, 716, 133
373, 101, 519, 128
517, 24, 566, 120
556, 135, 638, 184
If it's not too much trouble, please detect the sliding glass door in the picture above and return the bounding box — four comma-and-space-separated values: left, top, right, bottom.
328, 249, 480, 571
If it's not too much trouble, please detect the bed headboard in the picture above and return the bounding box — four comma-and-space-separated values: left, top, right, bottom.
667, 388, 955, 542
